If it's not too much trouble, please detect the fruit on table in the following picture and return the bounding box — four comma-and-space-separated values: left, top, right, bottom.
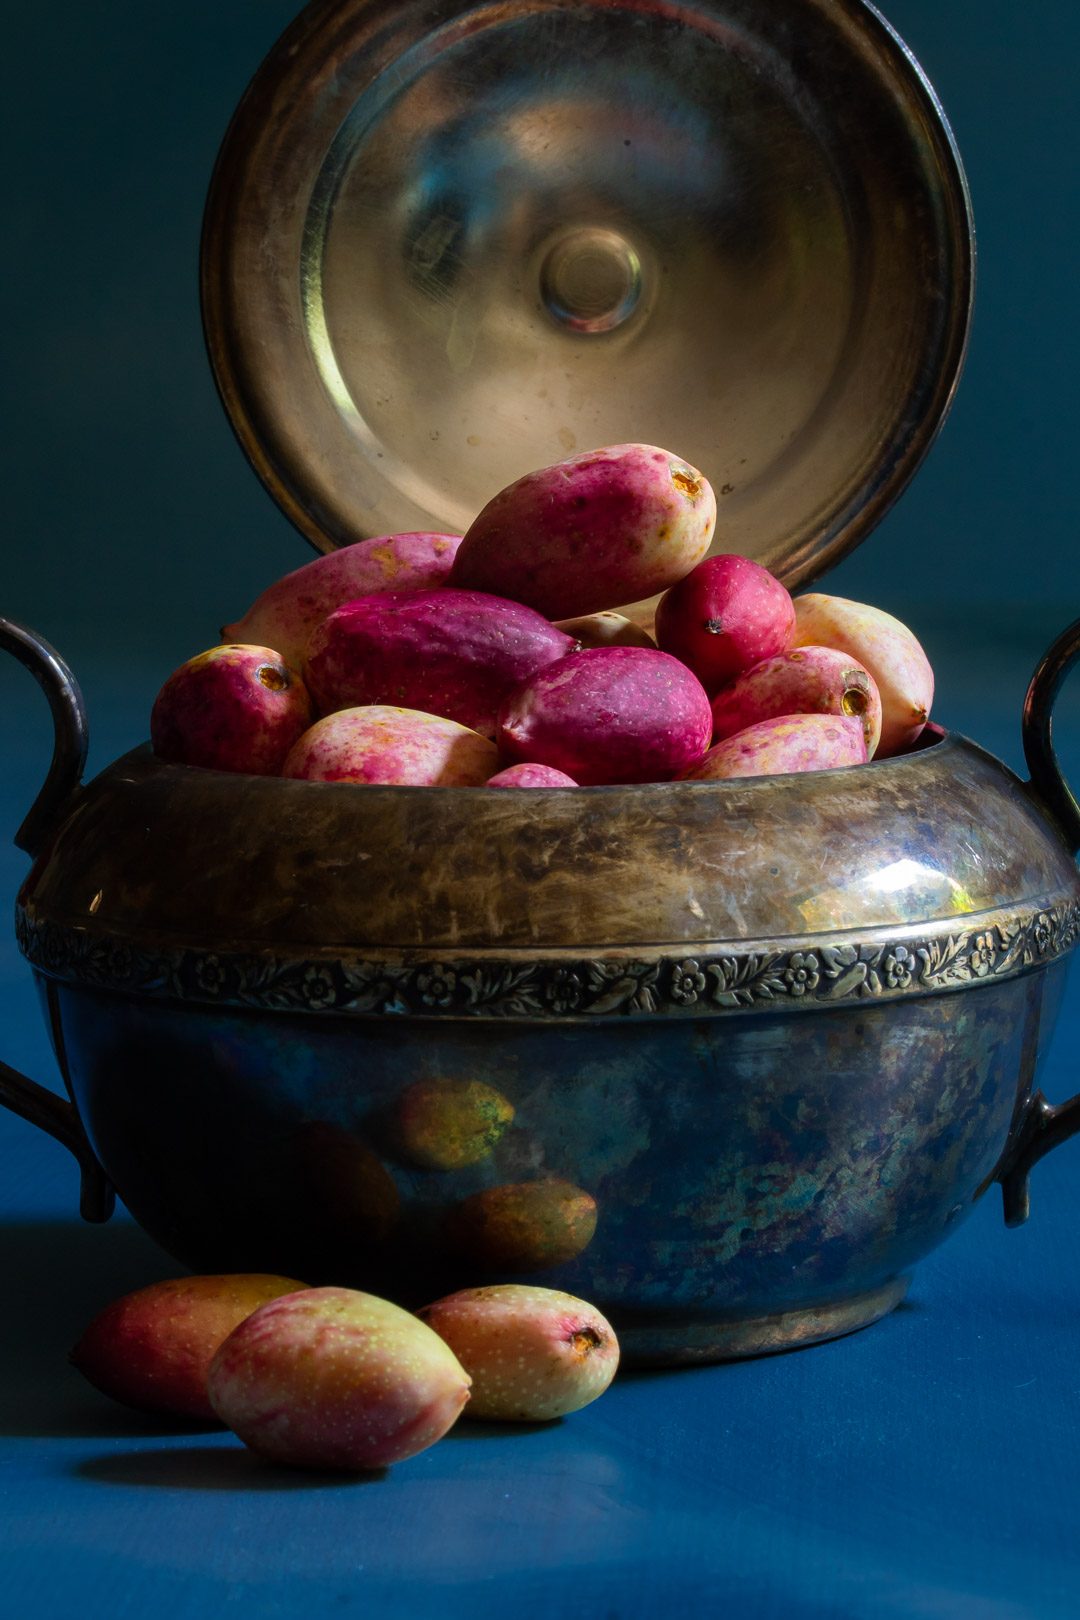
304, 588, 576, 738
793, 593, 934, 757
207, 1287, 471, 1470
222, 531, 462, 669
448, 1178, 599, 1272
418, 1285, 620, 1422
655, 554, 797, 695
497, 646, 713, 785
680, 712, 868, 781
449, 444, 716, 619
69, 1274, 306, 1422
710, 645, 883, 758
553, 610, 656, 649
485, 762, 580, 787
150, 644, 313, 774
282, 705, 498, 786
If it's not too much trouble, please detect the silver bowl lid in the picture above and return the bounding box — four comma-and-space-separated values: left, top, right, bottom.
201, 0, 974, 588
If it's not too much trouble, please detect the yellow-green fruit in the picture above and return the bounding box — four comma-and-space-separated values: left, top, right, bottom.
418, 1284, 619, 1421
395, 1078, 515, 1170
793, 593, 934, 757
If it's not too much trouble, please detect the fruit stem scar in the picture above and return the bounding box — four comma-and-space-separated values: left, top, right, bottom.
703, 618, 724, 636
257, 665, 289, 691
841, 688, 869, 717
671, 468, 702, 499
570, 1328, 603, 1356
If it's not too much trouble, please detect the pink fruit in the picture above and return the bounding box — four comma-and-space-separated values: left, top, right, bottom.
282, 706, 498, 786
418, 1285, 619, 1422
304, 588, 576, 738
710, 646, 883, 758
655, 555, 796, 694
207, 1287, 471, 1471
497, 646, 713, 785
553, 611, 656, 649
150, 644, 313, 775
69, 1274, 307, 1422
450, 444, 716, 619
680, 713, 867, 780
222, 532, 462, 669
485, 763, 579, 788
793, 594, 934, 757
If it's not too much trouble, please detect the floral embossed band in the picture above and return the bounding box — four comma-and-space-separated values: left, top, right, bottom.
15, 897, 1079, 1020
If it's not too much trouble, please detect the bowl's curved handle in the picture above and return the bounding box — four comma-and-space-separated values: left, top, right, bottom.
0, 617, 112, 1220
998, 1091, 1079, 1228
1022, 616, 1080, 856
0, 616, 88, 857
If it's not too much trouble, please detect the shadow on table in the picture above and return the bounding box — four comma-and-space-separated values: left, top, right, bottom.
75, 1445, 387, 1491
0, 1215, 194, 1439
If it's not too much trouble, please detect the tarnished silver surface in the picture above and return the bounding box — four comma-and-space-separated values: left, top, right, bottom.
202, 0, 974, 584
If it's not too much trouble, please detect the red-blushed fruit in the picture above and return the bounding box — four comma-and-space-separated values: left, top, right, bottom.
418, 1284, 619, 1422
793, 594, 934, 757
497, 646, 713, 785
150, 644, 313, 774
450, 444, 716, 619
679, 713, 867, 781
553, 610, 656, 649
304, 588, 576, 738
710, 645, 883, 758
655, 554, 796, 695
207, 1287, 471, 1471
448, 1179, 599, 1272
69, 1274, 307, 1422
485, 763, 579, 788
222, 532, 462, 669
282, 706, 498, 786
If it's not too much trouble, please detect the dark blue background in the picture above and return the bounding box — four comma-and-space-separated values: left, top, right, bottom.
0, 4, 1078, 1616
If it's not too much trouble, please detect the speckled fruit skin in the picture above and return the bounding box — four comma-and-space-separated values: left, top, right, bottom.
207, 1287, 471, 1471
282, 706, 498, 786
418, 1285, 620, 1422
553, 610, 657, 650
69, 1274, 306, 1422
485, 763, 579, 788
150, 644, 313, 775
793, 593, 934, 757
655, 554, 797, 695
394, 1078, 515, 1170
222, 533, 462, 669
497, 646, 713, 785
680, 713, 868, 780
449, 444, 716, 619
304, 588, 576, 738
710, 645, 883, 758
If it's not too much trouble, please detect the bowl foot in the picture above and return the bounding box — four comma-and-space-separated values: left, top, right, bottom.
616, 1276, 911, 1366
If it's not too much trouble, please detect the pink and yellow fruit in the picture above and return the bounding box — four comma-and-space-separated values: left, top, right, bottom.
150, 644, 313, 775
497, 646, 713, 785
282, 705, 498, 786
450, 444, 716, 619
553, 610, 656, 650
222, 532, 462, 669
680, 713, 868, 781
418, 1284, 619, 1422
485, 763, 579, 788
69, 1274, 307, 1422
207, 1287, 471, 1470
304, 588, 575, 739
710, 645, 883, 758
792, 594, 934, 757
655, 554, 797, 695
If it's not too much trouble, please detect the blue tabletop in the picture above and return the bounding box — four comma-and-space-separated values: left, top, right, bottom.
1, 650, 1078, 1620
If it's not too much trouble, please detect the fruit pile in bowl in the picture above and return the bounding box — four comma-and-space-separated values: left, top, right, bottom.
151, 444, 934, 788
